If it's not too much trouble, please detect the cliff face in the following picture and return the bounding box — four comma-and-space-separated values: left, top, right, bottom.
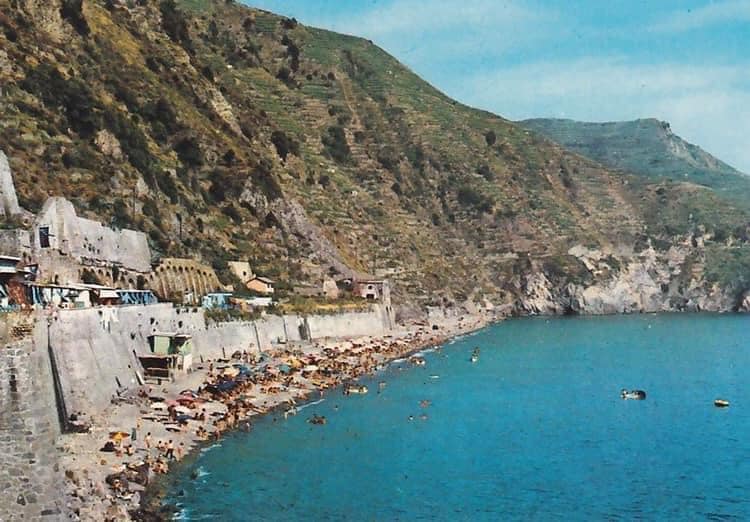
519, 241, 742, 315
1, 1, 749, 314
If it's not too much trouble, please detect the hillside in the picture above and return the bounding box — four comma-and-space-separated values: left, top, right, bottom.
520, 118, 750, 207
1, 0, 750, 314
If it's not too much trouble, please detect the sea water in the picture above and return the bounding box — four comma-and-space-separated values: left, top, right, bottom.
163, 314, 750, 520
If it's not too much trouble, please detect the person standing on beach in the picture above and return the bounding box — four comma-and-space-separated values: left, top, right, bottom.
144, 432, 152, 449
166, 439, 175, 460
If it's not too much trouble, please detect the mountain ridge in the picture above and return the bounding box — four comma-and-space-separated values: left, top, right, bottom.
520, 117, 750, 204
1, 0, 749, 314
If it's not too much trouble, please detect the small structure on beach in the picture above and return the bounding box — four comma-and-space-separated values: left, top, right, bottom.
140, 332, 194, 382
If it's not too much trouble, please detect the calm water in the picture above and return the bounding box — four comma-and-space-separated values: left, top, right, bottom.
164, 314, 750, 520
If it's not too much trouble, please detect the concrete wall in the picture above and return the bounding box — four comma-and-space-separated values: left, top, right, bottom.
306, 304, 392, 339
34, 303, 391, 418
42, 304, 205, 415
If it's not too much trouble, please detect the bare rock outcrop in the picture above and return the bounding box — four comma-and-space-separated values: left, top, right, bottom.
0, 150, 22, 218
517, 242, 740, 315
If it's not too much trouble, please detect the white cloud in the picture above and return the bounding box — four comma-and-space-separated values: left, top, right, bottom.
650, 0, 750, 32
459, 58, 750, 173
302, 0, 563, 66
314, 0, 543, 38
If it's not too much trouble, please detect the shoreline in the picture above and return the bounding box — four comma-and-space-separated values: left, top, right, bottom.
58, 312, 496, 521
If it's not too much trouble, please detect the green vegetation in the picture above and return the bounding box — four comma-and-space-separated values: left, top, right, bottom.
1, 0, 749, 306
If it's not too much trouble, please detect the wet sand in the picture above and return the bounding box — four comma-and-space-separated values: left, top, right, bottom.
57, 313, 494, 521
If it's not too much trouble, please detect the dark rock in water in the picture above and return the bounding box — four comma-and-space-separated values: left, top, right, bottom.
190, 470, 199, 480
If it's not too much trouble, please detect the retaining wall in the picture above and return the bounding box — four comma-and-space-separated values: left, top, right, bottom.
0, 333, 67, 519
39, 303, 391, 417
306, 305, 391, 339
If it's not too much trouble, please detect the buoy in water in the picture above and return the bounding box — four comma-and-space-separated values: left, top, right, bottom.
714, 399, 730, 408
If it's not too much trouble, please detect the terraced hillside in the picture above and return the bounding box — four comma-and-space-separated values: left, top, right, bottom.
1, 0, 749, 313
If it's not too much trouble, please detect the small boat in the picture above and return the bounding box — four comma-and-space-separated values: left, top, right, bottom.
344, 384, 368, 395
621, 389, 647, 400
714, 399, 730, 408
470, 347, 480, 363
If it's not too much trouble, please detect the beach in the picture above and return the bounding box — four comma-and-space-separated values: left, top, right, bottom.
57, 312, 494, 521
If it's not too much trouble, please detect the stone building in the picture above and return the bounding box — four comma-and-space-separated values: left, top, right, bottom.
353, 279, 391, 306
247, 276, 275, 295
227, 260, 253, 284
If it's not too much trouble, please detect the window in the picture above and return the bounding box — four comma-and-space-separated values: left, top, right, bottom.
39, 226, 50, 248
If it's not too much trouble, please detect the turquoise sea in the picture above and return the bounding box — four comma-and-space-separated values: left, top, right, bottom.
163, 314, 750, 520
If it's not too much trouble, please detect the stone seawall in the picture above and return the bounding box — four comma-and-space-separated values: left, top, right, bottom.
40, 304, 392, 418
0, 332, 67, 519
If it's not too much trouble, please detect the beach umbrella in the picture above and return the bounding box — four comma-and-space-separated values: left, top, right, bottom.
286, 357, 303, 369
278, 363, 292, 374
217, 380, 237, 392
109, 431, 130, 442
176, 395, 196, 404
150, 402, 168, 410
233, 364, 252, 376
223, 367, 240, 378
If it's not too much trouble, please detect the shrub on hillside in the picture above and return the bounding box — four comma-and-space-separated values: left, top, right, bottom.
477, 164, 495, 181
252, 158, 283, 200
321, 125, 351, 164
376, 146, 400, 171
21, 64, 99, 138
60, 0, 90, 36
160, 0, 193, 53
270, 130, 299, 162
457, 184, 493, 213
174, 136, 204, 168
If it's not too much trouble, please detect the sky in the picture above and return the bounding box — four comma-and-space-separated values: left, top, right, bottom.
242, 1, 750, 173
